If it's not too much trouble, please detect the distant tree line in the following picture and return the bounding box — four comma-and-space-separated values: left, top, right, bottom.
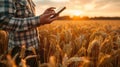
57, 16, 120, 20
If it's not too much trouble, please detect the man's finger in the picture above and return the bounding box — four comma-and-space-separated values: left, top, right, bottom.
50, 10, 55, 14
46, 10, 55, 14
46, 7, 56, 11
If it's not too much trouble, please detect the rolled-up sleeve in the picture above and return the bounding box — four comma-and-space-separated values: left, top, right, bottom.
0, 0, 41, 32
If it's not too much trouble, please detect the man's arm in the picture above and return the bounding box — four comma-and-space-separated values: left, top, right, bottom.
0, 0, 40, 32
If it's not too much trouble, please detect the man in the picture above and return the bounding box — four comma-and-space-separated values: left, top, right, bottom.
0, 0, 58, 50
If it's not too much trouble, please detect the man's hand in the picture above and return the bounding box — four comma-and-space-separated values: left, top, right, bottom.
40, 7, 58, 25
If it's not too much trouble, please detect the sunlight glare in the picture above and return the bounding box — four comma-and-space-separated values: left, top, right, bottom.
72, 10, 83, 16
51, 0, 69, 2
84, 4, 95, 10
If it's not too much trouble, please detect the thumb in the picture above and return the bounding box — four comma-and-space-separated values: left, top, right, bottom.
49, 16, 58, 22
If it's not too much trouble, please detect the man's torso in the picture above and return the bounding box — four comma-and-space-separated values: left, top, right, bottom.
8, 0, 39, 49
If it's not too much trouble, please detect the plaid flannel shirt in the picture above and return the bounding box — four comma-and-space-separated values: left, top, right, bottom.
0, 0, 40, 49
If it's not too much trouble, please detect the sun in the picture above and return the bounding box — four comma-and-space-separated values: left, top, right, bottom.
72, 10, 83, 16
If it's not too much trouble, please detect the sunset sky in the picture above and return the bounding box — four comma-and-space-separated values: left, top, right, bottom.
33, 0, 120, 17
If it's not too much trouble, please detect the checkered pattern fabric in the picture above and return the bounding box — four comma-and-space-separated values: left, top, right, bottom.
0, 0, 40, 49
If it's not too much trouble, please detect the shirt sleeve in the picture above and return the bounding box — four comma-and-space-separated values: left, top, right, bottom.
0, 0, 41, 32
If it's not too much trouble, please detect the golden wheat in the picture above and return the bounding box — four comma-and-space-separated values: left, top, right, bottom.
0, 20, 120, 67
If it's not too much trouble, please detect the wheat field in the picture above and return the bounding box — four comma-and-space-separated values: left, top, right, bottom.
0, 20, 120, 67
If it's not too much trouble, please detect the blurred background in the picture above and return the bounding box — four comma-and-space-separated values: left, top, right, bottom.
33, 0, 120, 17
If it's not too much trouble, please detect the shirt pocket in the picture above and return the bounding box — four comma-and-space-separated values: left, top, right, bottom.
15, 0, 27, 10
15, 0, 29, 17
